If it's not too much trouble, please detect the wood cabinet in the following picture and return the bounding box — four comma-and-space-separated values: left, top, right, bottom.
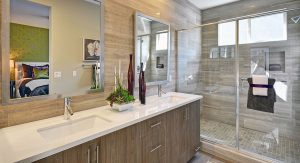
34, 100, 200, 163
166, 101, 201, 163
141, 114, 166, 163
34, 153, 63, 163
34, 139, 100, 163
186, 100, 201, 159
63, 142, 90, 163
166, 105, 189, 163
100, 124, 141, 163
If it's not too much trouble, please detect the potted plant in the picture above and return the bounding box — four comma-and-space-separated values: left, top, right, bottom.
106, 77, 135, 111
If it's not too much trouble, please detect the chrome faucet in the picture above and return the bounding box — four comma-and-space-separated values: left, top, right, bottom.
158, 84, 166, 97
64, 97, 73, 120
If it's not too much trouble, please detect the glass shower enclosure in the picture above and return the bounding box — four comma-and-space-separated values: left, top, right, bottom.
177, 8, 300, 163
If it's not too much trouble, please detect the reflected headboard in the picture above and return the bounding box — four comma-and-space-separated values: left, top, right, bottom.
14, 62, 49, 98
14, 62, 49, 81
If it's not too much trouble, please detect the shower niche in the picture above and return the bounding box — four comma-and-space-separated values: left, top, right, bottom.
251, 48, 286, 75
269, 51, 285, 72
209, 46, 235, 59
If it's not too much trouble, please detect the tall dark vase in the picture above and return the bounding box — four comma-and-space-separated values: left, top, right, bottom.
139, 62, 143, 103
127, 54, 134, 95
140, 71, 146, 104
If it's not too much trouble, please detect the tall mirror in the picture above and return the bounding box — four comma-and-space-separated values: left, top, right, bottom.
135, 12, 170, 86
4, 0, 104, 103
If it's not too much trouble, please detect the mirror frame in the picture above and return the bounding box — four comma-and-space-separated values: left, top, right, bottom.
134, 12, 171, 87
1, 0, 105, 105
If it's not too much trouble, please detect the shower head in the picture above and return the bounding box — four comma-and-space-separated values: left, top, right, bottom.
291, 15, 300, 23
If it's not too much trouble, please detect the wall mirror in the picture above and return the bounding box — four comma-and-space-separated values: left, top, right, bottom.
2, 0, 104, 104
134, 12, 170, 86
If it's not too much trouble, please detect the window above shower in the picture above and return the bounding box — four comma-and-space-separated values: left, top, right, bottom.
218, 13, 287, 46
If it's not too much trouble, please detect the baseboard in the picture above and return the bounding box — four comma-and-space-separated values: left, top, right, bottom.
200, 141, 272, 163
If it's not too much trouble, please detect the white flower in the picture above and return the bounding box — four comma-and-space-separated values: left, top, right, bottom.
94, 41, 101, 56
87, 41, 101, 56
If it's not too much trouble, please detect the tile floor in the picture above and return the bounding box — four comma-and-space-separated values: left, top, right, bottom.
200, 119, 300, 163
188, 151, 228, 163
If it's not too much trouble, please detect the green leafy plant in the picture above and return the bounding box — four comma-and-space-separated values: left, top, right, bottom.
106, 77, 135, 107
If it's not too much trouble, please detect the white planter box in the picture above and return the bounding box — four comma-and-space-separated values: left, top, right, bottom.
111, 103, 133, 112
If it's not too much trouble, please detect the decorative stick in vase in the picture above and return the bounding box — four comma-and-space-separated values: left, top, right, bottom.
118, 60, 121, 79
114, 66, 117, 91
121, 73, 124, 86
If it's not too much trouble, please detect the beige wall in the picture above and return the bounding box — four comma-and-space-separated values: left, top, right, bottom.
0, 0, 200, 128
32, 0, 101, 97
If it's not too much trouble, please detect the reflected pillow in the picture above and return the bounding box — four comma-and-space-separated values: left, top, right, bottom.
22, 64, 33, 78
33, 64, 49, 72
33, 64, 49, 77
33, 67, 49, 79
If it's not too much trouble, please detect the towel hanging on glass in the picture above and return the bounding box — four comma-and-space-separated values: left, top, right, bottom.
247, 78, 276, 113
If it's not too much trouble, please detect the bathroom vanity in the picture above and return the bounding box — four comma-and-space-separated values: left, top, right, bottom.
0, 92, 202, 163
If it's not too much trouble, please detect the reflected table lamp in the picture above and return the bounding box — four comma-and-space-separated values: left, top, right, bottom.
10, 59, 16, 98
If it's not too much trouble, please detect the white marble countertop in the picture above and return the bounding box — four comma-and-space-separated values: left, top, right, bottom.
0, 92, 202, 163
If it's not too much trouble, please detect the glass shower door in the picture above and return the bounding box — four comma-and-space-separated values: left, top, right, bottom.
238, 9, 300, 163
177, 23, 238, 148
178, 6, 300, 163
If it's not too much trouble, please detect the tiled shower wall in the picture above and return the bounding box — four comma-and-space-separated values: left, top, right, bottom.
177, 0, 300, 141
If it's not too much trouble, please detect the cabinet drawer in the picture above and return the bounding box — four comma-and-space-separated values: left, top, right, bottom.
142, 131, 166, 163
141, 114, 166, 137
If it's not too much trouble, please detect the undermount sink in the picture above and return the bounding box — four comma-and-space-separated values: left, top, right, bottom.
159, 95, 185, 103
37, 115, 112, 141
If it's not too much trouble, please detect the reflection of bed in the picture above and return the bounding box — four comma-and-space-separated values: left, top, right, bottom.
15, 62, 49, 98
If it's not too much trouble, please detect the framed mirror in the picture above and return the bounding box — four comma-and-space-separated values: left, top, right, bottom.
134, 12, 170, 86
1, 0, 104, 104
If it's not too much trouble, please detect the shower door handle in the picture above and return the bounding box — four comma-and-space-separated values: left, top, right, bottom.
240, 77, 248, 90
240, 77, 247, 81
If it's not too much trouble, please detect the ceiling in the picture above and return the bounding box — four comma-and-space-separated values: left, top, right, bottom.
188, 0, 240, 10
10, 0, 50, 28
11, 0, 49, 18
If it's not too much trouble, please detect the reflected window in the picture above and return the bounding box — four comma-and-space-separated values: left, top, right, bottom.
156, 32, 168, 50
218, 13, 287, 46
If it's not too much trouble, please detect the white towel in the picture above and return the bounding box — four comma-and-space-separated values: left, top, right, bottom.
252, 75, 268, 96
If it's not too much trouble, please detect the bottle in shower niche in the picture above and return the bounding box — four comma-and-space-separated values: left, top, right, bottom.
127, 54, 134, 95
140, 70, 146, 104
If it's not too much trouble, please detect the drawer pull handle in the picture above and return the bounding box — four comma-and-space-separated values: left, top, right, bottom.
150, 144, 162, 153
96, 145, 100, 163
87, 148, 91, 163
195, 146, 201, 152
150, 121, 161, 128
